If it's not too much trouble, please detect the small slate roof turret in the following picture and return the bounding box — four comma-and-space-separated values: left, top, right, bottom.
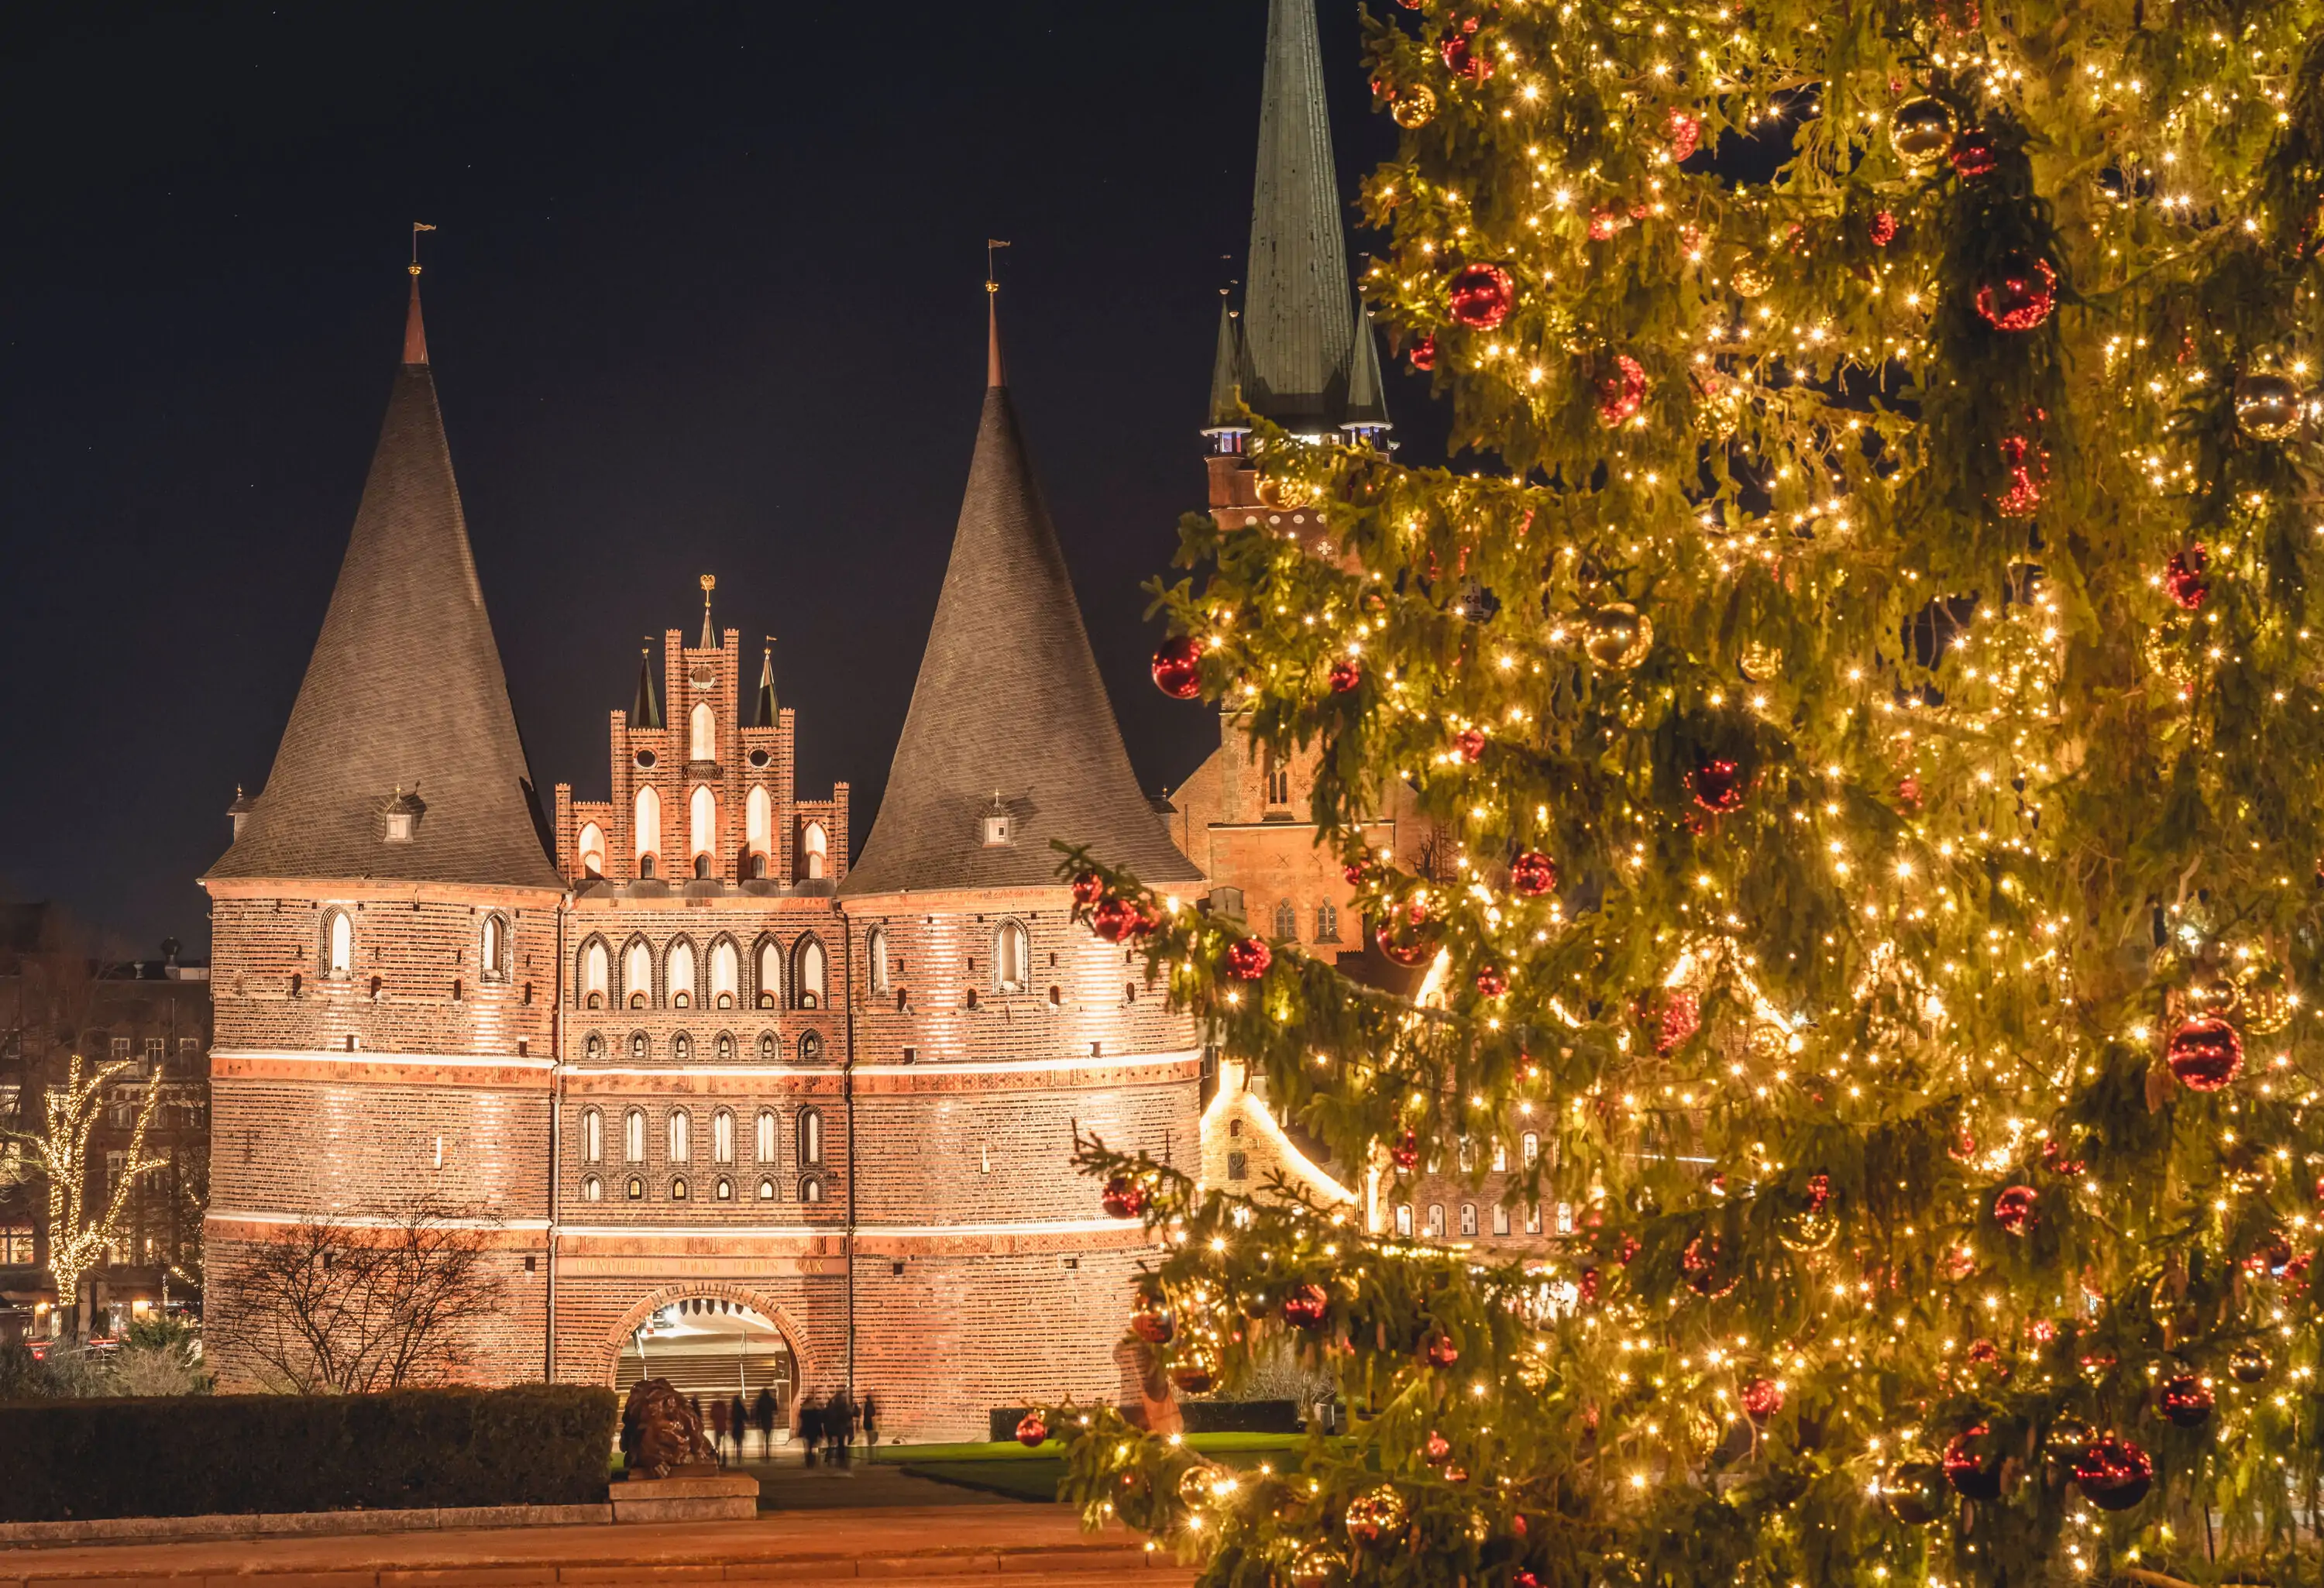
633, 645, 664, 731
843, 293, 1202, 898
1342, 305, 1391, 435
208, 272, 559, 892
1205, 293, 1250, 433
751, 641, 779, 728
1241, 0, 1356, 431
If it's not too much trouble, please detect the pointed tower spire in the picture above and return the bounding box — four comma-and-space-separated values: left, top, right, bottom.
698, 573, 717, 649
633, 644, 664, 731
207, 267, 556, 891
1243, 0, 1354, 430
1204, 291, 1250, 434
841, 301, 1202, 899
1341, 305, 1392, 439
752, 638, 779, 728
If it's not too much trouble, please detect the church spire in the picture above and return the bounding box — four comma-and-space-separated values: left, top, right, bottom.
1341, 304, 1391, 439
698, 573, 717, 649
1242, 0, 1354, 430
753, 638, 779, 727
208, 266, 557, 892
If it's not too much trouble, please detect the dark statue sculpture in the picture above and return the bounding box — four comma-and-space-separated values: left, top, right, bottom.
620, 1377, 719, 1478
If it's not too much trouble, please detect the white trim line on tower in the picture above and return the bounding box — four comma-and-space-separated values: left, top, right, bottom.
207, 1208, 553, 1232
552, 1215, 1137, 1240
211, 1048, 559, 1071
852, 1049, 1203, 1078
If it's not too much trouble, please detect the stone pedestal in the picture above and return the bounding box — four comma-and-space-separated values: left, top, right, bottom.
610, 1473, 760, 1523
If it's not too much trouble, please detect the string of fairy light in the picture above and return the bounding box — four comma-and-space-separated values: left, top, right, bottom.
1058, 1, 2324, 1584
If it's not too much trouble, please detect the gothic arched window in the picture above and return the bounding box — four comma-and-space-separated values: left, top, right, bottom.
689, 702, 717, 763
634, 785, 661, 868
579, 939, 609, 1009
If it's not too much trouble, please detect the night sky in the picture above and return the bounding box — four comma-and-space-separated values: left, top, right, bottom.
0, 2, 1444, 957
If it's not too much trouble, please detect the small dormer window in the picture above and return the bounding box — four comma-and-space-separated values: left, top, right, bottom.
981, 792, 1012, 847
382, 787, 425, 844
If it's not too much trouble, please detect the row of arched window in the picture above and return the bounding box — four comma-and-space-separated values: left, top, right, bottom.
317, 909, 511, 983
581, 1029, 824, 1064
575, 793, 827, 883
576, 933, 826, 1011
579, 1103, 821, 1167
1394, 1202, 1546, 1239
579, 1170, 826, 1205
576, 1104, 825, 1206
858, 920, 1033, 1002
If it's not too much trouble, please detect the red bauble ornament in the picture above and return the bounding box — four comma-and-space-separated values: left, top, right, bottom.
1896, 774, 1923, 810
1596, 354, 1648, 428
2164, 545, 2210, 610
1441, 32, 1494, 81
1090, 896, 1152, 944
1341, 860, 1368, 887
1423, 1431, 1451, 1463
1868, 210, 1899, 247
1071, 870, 1105, 907
1390, 1129, 1421, 1171
1996, 432, 2046, 517
1637, 987, 1700, 1054
1408, 334, 1437, 372
1943, 1424, 2006, 1500
1224, 937, 1273, 981
1329, 658, 1363, 693
2168, 1013, 2244, 1091
1452, 727, 1487, 763
1948, 1126, 1978, 1164
2072, 1435, 2153, 1511
1576, 1267, 1601, 1305
1948, 127, 1999, 177
1509, 850, 1559, 896
1015, 1411, 1049, 1447
1587, 208, 1621, 242
1974, 254, 2058, 332
2159, 1373, 2214, 1428
1375, 899, 1437, 966
1803, 1172, 1832, 1214
1740, 1378, 1784, 1421
1150, 634, 1204, 699
1474, 963, 1508, 999
1282, 1283, 1329, 1330
1682, 1235, 1738, 1298
1992, 1184, 2039, 1236
2040, 1136, 2085, 1177
1423, 1332, 1459, 1367
1101, 1176, 1148, 1218
1446, 263, 1516, 328
1687, 758, 1748, 813
1667, 108, 1702, 162
1129, 1302, 1174, 1344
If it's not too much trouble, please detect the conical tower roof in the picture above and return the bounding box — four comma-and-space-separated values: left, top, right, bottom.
751, 641, 779, 728
843, 304, 1201, 898
1205, 294, 1250, 431
207, 277, 559, 892
1242, 0, 1354, 430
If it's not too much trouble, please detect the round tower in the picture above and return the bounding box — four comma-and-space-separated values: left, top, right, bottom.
201, 272, 563, 1388
837, 289, 1206, 1439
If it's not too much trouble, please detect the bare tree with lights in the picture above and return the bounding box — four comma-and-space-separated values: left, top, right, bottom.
5, 1050, 163, 1342
1055, 4, 2324, 1586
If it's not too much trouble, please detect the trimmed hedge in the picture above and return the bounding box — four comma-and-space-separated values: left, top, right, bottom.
0, 1383, 617, 1523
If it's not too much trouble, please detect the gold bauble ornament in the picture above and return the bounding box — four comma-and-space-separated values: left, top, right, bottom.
1342, 1485, 1410, 1548
1779, 1208, 1838, 1253
2140, 624, 2199, 695
2231, 1346, 2271, 1383
1890, 98, 1958, 167
1255, 473, 1315, 510
1177, 1463, 1219, 1507
1738, 641, 1784, 683
1391, 84, 1437, 129
1731, 260, 1770, 298
1745, 1021, 1788, 1062
1582, 603, 1653, 670
1285, 1543, 1349, 1588
2241, 977, 2295, 1036
2236, 371, 2303, 441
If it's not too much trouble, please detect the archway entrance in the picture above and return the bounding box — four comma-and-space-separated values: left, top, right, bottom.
617, 1297, 797, 1451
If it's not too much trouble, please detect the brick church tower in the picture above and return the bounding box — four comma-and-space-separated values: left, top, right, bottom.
201, 272, 564, 1384
837, 290, 1208, 1434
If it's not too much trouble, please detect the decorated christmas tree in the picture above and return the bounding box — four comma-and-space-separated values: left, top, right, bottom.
1054, 2, 2324, 1584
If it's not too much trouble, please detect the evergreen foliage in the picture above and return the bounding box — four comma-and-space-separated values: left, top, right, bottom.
1058, 2, 2324, 1583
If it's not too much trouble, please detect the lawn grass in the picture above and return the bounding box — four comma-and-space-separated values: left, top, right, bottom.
883, 1431, 1311, 1503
